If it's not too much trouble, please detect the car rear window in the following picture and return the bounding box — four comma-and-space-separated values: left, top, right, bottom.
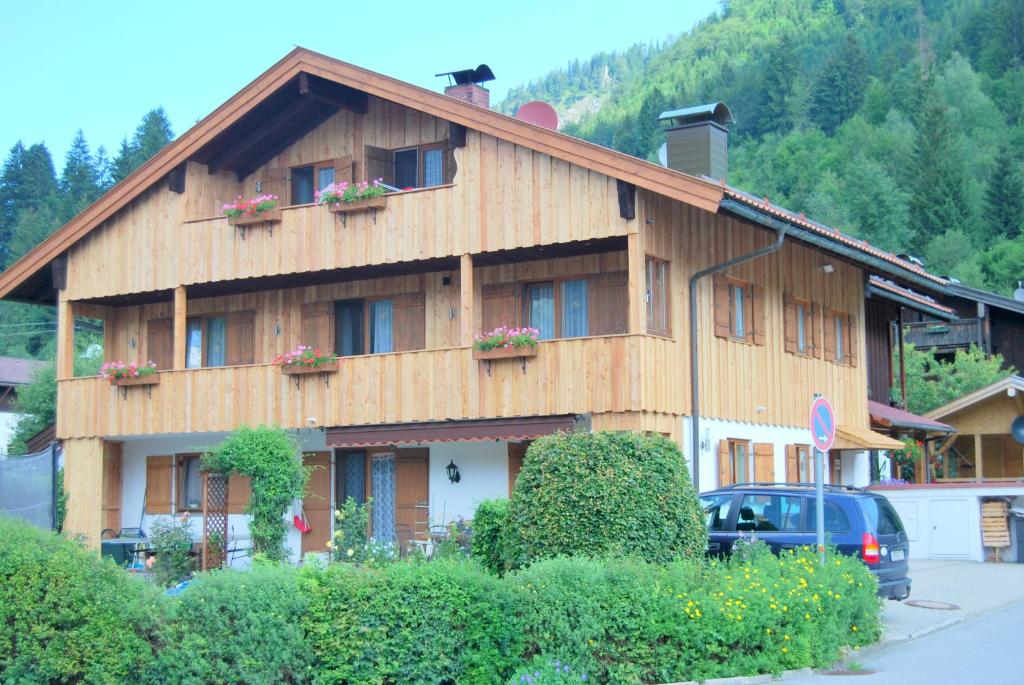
804, 500, 851, 533
862, 497, 905, 535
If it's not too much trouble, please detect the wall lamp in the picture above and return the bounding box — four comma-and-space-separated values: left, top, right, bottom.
446, 460, 461, 484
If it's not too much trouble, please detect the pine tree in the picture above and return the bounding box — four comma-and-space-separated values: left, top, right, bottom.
761, 40, 797, 135
132, 107, 174, 162
810, 34, 869, 135
58, 130, 101, 222
908, 97, 972, 250
0, 143, 57, 267
984, 146, 1024, 240
110, 137, 138, 184
94, 145, 112, 192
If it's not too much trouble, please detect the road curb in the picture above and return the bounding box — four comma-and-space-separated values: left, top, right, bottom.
662, 667, 815, 685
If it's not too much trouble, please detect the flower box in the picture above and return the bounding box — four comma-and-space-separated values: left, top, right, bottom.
109, 374, 160, 387
327, 197, 388, 215
472, 346, 538, 361
280, 360, 340, 376
227, 208, 282, 227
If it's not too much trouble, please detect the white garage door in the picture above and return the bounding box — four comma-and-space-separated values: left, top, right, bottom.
929, 498, 972, 558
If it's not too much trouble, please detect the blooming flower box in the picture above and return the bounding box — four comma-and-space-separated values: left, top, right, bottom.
326, 196, 387, 215
227, 208, 282, 227
109, 374, 161, 387
223, 194, 281, 229
280, 360, 340, 376
471, 346, 539, 361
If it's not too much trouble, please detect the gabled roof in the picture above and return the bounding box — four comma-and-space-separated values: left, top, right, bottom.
0, 47, 726, 302
0, 357, 49, 386
947, 282, 1024, 316
924, 376, 1024, 421
868, 399, 954, 434
867, 276, 957, 320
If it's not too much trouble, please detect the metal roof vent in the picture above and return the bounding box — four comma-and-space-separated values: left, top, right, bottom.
658, 102, 735, 181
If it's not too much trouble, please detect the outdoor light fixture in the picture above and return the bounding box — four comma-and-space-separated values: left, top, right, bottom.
820, 263, 835, 274
446, 459, 461, 484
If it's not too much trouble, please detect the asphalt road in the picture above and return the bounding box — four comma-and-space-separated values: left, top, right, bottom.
789, 600, 1024, 684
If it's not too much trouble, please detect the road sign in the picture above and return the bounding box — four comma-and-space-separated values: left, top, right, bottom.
809, 396, 836, 452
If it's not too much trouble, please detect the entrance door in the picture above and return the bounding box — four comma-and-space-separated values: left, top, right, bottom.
301, 451, 332, 554
395, 449, 429, 551
102, 442, 123, 533
929, 498, 972, 558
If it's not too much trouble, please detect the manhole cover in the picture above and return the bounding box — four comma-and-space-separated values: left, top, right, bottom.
905, 599, 961, 610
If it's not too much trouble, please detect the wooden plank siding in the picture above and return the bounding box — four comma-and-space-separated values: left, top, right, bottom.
57, 335, 682, 439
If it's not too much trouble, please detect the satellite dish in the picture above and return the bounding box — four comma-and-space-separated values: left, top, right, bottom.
1011, 416, 1024, 445
515, 101, 559, 130
658, 142, 668, 167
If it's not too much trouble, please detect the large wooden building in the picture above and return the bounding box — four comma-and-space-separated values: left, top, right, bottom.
0, 49, 949, 556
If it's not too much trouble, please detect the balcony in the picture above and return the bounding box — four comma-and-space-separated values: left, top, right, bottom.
56, 335, 681, 439
903, 319, 982, 353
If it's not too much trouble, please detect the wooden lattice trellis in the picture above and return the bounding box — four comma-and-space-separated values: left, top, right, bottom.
202, 471, 229, 571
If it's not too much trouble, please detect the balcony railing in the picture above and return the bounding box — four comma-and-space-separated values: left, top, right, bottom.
903, 319, 981, 352
57, 335, 681, 439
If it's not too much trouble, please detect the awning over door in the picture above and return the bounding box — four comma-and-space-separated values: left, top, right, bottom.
833, 425, 905, 451
326, 414, 589, 448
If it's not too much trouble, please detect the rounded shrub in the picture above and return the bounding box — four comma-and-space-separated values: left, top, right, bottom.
301, 559, 522, 684
149, 564, 313, 684
505, 431, 707, 569
470, 497, 511, 574
0, 516, 163, 683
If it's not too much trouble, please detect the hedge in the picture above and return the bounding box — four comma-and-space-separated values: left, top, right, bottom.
504, 431, 708, 570
0, 518, 881, 685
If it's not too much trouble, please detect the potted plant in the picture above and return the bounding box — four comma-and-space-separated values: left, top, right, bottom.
273, 345, 340, 377
100, 360, 159, 387
317, 179, 389, 217
472, 326, 541, 361
222, 193, 281, 228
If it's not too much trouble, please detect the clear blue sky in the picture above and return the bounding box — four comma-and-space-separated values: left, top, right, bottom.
1, 0, 718, 172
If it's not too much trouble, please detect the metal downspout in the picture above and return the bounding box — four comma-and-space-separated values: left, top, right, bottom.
689, 224, 787, 492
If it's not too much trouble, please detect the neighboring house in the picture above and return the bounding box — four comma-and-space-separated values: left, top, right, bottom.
0, 356, 49, 458
0, 49, 953, 558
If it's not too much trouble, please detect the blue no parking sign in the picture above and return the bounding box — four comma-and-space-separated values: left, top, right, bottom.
809, 396, 835, 452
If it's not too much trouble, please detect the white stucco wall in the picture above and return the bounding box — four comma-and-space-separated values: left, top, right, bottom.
681, 416, 876, 493
427, 441, 509, 525
0, 410, 24, 457
119, 429, 327, 565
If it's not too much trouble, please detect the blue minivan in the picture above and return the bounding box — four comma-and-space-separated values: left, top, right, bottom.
700, 483, 912, 600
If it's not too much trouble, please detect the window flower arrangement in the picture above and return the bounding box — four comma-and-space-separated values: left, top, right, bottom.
273, 345, 339, 377
100, 360, 159, 386
222, 194, 279, 217
315, 179, 387, 205
473, 326, 541, 352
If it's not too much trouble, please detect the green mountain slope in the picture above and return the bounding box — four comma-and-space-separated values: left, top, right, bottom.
498, 0, 1024, 294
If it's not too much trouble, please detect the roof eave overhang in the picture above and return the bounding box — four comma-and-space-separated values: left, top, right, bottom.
720, 198, 951, 296
866, 283, 957, 321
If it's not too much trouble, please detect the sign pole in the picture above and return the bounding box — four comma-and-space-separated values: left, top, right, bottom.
815, 447, 826, 568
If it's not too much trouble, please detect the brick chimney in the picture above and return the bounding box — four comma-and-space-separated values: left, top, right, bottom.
659, 102, 735, 181
445, 83, 490, 109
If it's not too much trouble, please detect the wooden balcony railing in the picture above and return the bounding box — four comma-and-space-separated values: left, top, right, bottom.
903, 319, 981, 352
57, 335, 682, 439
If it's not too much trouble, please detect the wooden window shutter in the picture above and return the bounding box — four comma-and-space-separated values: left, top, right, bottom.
442, 143, 457, 185
811, 303, 823, 359
146, 318, 173, 370
588, 271, 628, 335
301, 302, 334, 352
783, 295, 798, 354
712, 275, 731, 339
481, 282, 518, 333
333, 156, 354, 184
785, 445, 798, 483
718, 440, 733, 487
823, 308, 837, 361
847, 314, 858, 367
753, 443, 774, 483
145, 455, 173, 514
225, 310, 255, 366
256, 167, 288, 204
392, 292, 426, 352
365, 145, 394, 186
227, 475, 252, 514
749, 284, 765, 345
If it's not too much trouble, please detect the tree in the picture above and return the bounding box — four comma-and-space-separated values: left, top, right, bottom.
0, 142, 57, 267
980, 237, 1024, 294
984, 145, 1024, 240
761, 39, 798, 135
58, 130, 101, 222
899, 343, 1014, 415
110, 109, 174, 184
811, 34, 869, 135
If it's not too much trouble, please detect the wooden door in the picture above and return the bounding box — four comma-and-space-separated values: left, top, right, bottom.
301, 451, 332, 554
395, 449, 429, 550
102, 442, 123, 533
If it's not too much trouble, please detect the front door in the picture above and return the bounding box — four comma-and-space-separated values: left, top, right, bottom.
395, 449, 429, 551
301, 451, 332, 554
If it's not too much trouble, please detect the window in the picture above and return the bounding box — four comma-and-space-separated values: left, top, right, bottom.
700, 494, 735, 531
645, 257, 670, 334
787, 444, 813, 483
862, 497, 905, 536
737, 494, 803, 532
335, 300, 365, 356
824, 309, 857, 366
335, 451, 367, 506
331, 295, 425, 357
560, 279, 588, 338
186, 316, 226, 368
387, 145, 448, 190
719, 438, 751, 486
713, 274, 764, 345
524, 282, 556, 340
290, 160, 337, 205
784, 295, 817, 357
369, 300, 394, 353
177, 454, 203, 512
804, 500, 851, 533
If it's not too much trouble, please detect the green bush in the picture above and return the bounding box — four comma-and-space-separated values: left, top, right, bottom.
0, 516, 162, 684
470, 498, 511, 574
505, 431, 707, 569
302, 559, 522, 684
150, 564, 312, 684
148, 514, 196, 588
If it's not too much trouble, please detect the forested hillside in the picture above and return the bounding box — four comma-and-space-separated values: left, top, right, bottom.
499, 0, 1024, 295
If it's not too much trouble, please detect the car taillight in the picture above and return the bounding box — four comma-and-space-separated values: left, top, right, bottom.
862, 532, 880, 564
